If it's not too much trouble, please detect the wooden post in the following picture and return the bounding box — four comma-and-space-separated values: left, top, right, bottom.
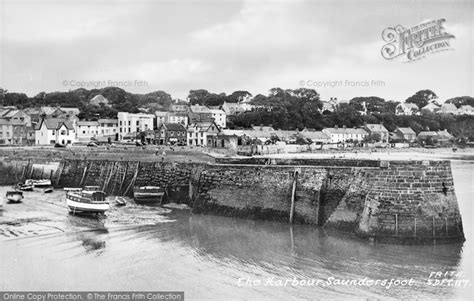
395, 214, 398, 236
432, 216, 436, 237
119, 163, 129, 194
445, 217, 448, 236
289, 169, 299, 224
414, 217, 417, 237
79, 163, 89, 187
124, 162, 140, 196
40, 167, 44, 179
55, 161, 65, 186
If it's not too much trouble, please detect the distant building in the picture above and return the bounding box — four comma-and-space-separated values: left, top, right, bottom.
156, 123, 187, 145
98, 119, 119, 139
439, 103, 458, 114
187, 121, 221, 146
322, 127, 368, 143
396, 103, 419, 115
363, 124, 389, 143
221, 102, 246, 115
118, 112, 154, 140
35, 118, 76, 145
0, 119, 29, 145
90, 94, 110, 107
417, 130, 452, 146
421, 103, 440, 113
170, 103, 188, 113
458, 105, 474, 115
188, 105, 213, 123
209, 109, 226, 129
394, 127, 416, 142
168, 112, 188, 127
76, 121, 100, 141
155, 111, 168, 127
301, 129, 331, 144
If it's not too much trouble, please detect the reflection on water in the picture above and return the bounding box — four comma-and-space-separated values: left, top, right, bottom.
0, 158, 472, 300
66, 214, 109, 254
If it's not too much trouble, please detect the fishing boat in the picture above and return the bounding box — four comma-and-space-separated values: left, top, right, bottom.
115, 196, 127, 206
6, 190, 23, 203
133, 186, 165, 203
16, 182, 34, 191
25, 179, 52, 188
66, 186, 109, 214
44, 187, 54, 193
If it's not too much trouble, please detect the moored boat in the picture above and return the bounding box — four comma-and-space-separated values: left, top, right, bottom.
133, 186, 165, 203
6, 190, 24, 203
16, 183, 34, 191
115, 196, 127, 206
44, 187, 54, 193
25, 179, 52, 188
66, 186, 109, 214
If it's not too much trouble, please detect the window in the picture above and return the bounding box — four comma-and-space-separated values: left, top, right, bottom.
61, 130, 66, 135
83, 131, 86, 134
120, 121, 122, 126
128, 121, 131, 126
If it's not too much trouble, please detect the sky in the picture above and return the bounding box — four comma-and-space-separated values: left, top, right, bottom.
0, 0, 472, 102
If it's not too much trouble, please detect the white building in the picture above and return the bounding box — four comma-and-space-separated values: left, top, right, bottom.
118, 112, 155, 140
209, 109, 226, 129
396, 102, 419, 115
99, 119, 119, 138
168, 112, 188, 126
187, 121, 221, 146
458, 105, 474, 115
35, 118, 76, 145
76, 121, 100, 141
322, 128, 368, 143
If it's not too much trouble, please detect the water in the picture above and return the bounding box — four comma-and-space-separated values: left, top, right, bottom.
0, 158, 473, 300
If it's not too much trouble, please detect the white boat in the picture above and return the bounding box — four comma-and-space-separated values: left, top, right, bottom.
25, 179, 52, 188
6, 190, 24, 203
66, 186, 109, 214
133, 186, 165, 203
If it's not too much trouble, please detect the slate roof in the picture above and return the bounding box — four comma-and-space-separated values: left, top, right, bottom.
364, 124, 388, 132
396, 127, 416, 135
37, 118, 74, 130
161, 123, 187, 131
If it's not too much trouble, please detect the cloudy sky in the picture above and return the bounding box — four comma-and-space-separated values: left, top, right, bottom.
0, 0, 472, 101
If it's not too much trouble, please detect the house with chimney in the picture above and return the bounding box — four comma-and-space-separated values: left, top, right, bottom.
35, 118, 76, 145
187, 121, 221, 146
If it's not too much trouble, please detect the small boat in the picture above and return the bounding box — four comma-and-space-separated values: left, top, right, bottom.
25, 179, 52, 188
66, 186, 109, 214
133, 186, 165, 203
115, 196, 127, 206
16, 183, 34, 191
6, 190, 23, 203
44, 187, 54, 193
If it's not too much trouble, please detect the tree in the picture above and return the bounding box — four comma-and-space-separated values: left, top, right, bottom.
445, 96, 474, 108
405, 90, 438, 109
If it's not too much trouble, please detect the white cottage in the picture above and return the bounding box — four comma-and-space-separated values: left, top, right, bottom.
35, 118, 76, 145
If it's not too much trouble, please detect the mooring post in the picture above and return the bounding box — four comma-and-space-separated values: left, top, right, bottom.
289, 168, 299, 224
79, 163, 89, 187
432, 216, 436, 238
395, 214, 398, 236
414, 217, 417, 237
445, 217, 448, 236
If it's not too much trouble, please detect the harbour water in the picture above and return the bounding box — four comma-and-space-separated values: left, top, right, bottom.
0, 157, 473, 300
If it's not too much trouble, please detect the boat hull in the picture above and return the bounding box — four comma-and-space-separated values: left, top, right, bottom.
66, 198, 110, 213
6, 191, 23, 203
133, 186, 164, 203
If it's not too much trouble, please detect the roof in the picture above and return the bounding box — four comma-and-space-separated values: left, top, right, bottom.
301, 131, 330, 140
155, 111, 169, 117
459, 105, 474, 110
398, 102, 419, 109
0, 118, 26, 126
189, 105, 211, 114
161, 123, 186, 131
40, 106, 58, 116
90, 94, 109, 105
209, 109, 226, 114
59, 107, 80, 115
440, 103, 457, 111
421, 103, 440, 110
37, 118, 74, 130
396, 127, 416, 135
77, 121, 99, 126
98, 118, 118, 124
437, 130, 453, 138
323, 127, 368, 135
188, 121, 220, 132
364, 124, 388, 132
417, 131, 438, 137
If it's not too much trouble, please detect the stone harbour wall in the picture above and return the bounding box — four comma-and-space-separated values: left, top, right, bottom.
1, 157, 465, 244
